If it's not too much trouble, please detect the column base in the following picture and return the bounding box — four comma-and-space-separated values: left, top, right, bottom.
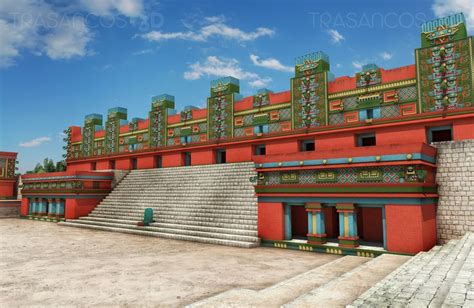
338, 236, 359, 248
307, 233, 327, 244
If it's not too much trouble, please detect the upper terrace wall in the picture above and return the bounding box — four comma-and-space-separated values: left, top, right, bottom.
64, 13, 473, 164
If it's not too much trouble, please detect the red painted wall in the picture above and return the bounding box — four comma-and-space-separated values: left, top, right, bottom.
162, 153, 182, 167
453, 117, 474, 140
20, 198, 29, 216
385, 204, 437, 254
96, 160, 110, 170
191, 149, 214, 165
258, 202, 285, 240
65, 198, 104, 219
0, 181, 15, 198
227, 145, 253, 163
137, 156, 155, 169
115, 158, 132, 170
267, 140, 299, 155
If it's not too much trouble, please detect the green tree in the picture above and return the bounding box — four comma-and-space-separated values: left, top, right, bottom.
26, 158, 67, 174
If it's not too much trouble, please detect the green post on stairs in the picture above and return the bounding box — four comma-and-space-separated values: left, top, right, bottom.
143, 208, 153, 226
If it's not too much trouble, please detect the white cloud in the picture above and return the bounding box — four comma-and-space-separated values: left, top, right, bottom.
0, 0, 142, 68
139, 16, 274, 43
183, 56, 272, 88
336, 63, 342, 68
79, 0, 144, 18
352, 61, 364, 70
432, 0, 474, 31
248, 77, 272, 88
19, 137, 51, 148
249, 54, 293, 73
327, 29, 345, 44
380, 52, 393, 61
43, 17, 93, 60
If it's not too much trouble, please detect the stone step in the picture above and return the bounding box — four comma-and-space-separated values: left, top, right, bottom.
78, 217, 258, 236
88, 212, 258, 224
59, 221, 259, 248
188, 256, 371, 307
64, 219, 258, 242
96, 204, 257, 211
440, 233, 474, 307
91, 209, 257, 220
284, 254, 411, 307
81, 214, 257, 230
62, 162, 259, 248
349, 234, 473, 307
93, 206, 257, 215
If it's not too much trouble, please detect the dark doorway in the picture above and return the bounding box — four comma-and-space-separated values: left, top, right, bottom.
291, 206, 308, 239
109, 160, 115, 169
324, 206, 340, 241
154, 156, 162, 168
131, 158, 137, 170
429, 127, 453, 142
91, 162, 96, 170
183, 152, 191, 166
216, 149, 226, 164
357, 207, 384, 246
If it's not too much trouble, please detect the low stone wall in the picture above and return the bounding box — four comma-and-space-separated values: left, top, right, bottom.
0, 200, 21, 218
434, 139, 474, 244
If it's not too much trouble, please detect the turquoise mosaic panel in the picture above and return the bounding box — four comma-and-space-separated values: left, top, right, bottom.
279, 108, 292, 120
329, 113, 345, 125
268, 123, 281, 133
198, 122, 207, 132
380, 105, 401, 118
243, 114, 253, 126
191, 135, 200, 143
397, 86, 417, 103
343, 97, 358, 110
234, 127, 245, 137
167, 138, 175, 146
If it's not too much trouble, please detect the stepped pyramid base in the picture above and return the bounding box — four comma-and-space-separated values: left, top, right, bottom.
59, 162, 259, 248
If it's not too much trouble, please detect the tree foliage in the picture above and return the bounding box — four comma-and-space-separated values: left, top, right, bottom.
26, 158, 66, 174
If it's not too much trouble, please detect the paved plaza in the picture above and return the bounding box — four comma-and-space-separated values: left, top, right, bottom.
0, 219, 338, 306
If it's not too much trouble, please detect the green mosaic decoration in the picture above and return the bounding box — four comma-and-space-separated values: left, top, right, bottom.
416, 16, 473, 112
82, 114, 102, 157
62, 127, 72, 159
181, 106, 196, 122
356, 64, 381, 88
208, 77, 238, 140
105, 107, 127, 154
280, 172, 299, 183
262, 166, 404, 185
292, 51, 329, 129
421, 13, 468, 48
253, 89, 271, 108
149, 94, 175, 148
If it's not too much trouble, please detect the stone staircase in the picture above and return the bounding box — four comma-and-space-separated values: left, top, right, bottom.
59, 162, 259, 248
188, 254, 410, 307
350, 232, 474, 307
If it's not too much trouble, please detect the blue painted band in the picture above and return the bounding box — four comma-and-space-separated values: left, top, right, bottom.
256, 152, 435, 169
258, 197, 438, 205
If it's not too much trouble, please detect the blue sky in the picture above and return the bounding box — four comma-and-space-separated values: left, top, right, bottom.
0, 0, 472, 173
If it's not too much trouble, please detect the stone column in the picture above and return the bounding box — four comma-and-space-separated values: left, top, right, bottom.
56, 199, 64, 219
28, 198, 33, 215
336, 203, 359, 248
48, 198, 56, 219
306, 203, 327, 244
39, 199, 47, 216
284, 204, 291, 240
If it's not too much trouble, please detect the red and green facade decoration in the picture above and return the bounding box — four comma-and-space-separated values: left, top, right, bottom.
20, 13, 474, 256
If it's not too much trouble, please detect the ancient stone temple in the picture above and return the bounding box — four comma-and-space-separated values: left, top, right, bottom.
20, 13, 474, 256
